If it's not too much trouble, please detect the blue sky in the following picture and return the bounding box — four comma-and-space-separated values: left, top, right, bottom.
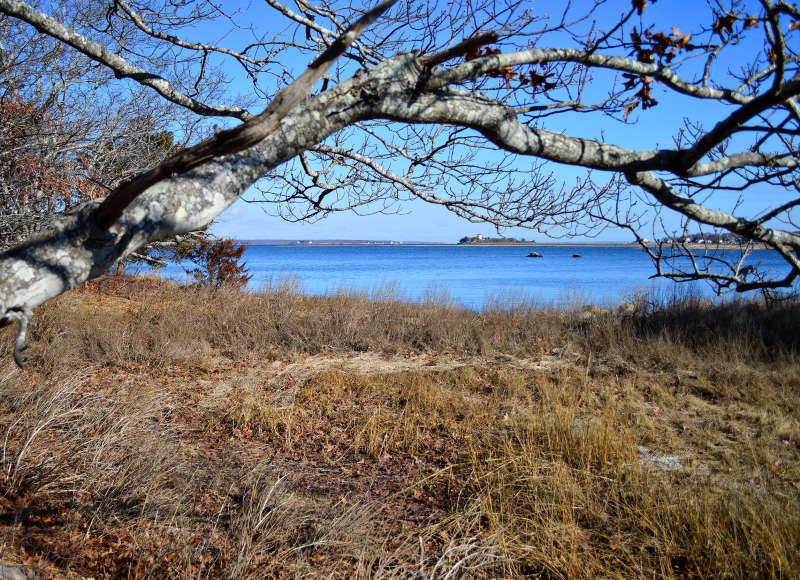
204, 0, 794, 243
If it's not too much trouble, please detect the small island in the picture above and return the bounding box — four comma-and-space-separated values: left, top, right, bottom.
458, 234, 533, 245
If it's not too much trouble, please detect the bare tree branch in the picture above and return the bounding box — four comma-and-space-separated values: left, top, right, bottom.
93, 0, 398, 228
0, 0, 251, 119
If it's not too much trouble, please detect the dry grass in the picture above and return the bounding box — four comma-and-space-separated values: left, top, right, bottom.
0, 275, 797, 577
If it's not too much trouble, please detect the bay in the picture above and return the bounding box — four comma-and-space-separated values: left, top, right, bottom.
147, 243, 791, 310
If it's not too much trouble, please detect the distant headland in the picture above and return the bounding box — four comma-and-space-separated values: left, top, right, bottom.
236, 238, 641, 247
238, 239, 441, 246
458, 235, 532, 244
235, 237, 764, 249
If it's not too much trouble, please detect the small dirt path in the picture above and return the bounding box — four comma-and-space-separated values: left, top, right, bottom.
196, 351, 570, 410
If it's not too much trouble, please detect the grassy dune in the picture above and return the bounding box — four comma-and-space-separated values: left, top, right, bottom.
0, 275, 798, 578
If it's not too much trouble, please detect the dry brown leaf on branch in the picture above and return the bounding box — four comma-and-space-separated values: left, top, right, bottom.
623, 100, 639, 121
637, 49, 655, 63
529, 70, 550, 87
713, 14, 737, 35
464, 45, 482, 61
502, 68, 517, 89
744, 15, 760, 29
636, 85, 658, 109
671, 27, 693, 48
622, 73, 639, 90
632, 0, 650, 15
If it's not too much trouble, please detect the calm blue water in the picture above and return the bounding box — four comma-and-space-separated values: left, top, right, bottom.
149, 244, 790, 310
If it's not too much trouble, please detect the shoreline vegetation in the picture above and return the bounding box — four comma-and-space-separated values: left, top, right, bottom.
0, 275, 798, 577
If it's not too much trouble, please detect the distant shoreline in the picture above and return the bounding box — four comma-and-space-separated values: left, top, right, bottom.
239, 240, 769, 250
458, 242, 770, 250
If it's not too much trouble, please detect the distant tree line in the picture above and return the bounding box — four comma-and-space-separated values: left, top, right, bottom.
659, 232, 752, 245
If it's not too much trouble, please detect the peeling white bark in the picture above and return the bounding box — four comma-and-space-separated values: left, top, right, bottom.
373, 89, 679, 171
